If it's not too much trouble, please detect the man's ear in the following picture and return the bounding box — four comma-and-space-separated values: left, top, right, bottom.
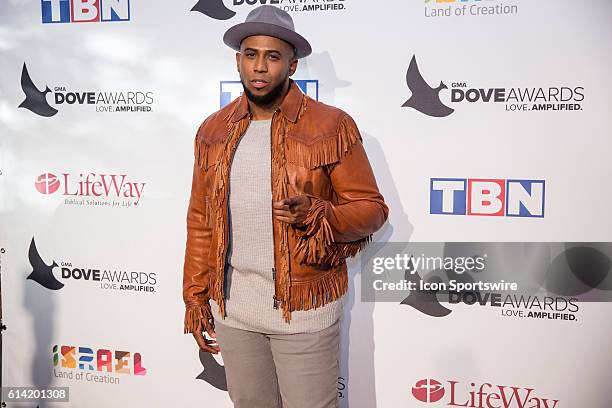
289, 58, 298, 76
235, 52, 241, 73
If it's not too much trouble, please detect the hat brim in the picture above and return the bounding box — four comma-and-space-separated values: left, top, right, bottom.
223, 21, 312, 59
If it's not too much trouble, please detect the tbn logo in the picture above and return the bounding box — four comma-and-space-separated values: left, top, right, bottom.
41, 0, 131, 24
430, 178, 545, 218
220, 80, 319, 108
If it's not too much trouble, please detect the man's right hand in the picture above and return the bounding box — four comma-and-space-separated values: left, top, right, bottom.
193, 327, 221, 354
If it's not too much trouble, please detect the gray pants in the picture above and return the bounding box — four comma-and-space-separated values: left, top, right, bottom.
215, 318, 341, 408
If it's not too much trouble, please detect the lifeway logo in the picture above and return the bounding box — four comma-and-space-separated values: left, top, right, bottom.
35, 172, 146, 208
402, 55, 584, 117
412, 378, 559, 408
19, 63, 154, 117
191, 0, 347, 21
220, 79, 319, 108
41, 0, 131, 24
27, 237, 157, 293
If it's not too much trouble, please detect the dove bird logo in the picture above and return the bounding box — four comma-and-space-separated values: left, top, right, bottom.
27, 237, 64, 290
399, 258, 452, 317
19, 63, 58, 117
402, 55, 454, 118
191, 0, 236, 20
196, 351, 228, 390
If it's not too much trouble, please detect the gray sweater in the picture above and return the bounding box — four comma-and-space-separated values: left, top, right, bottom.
211, 118, 343, 334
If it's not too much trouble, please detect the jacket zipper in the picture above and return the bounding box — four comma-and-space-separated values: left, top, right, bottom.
271, 109, 280, 310
272, 267, 278, 309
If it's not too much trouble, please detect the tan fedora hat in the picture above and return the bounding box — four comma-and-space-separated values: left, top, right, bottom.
223, 6, 312, 59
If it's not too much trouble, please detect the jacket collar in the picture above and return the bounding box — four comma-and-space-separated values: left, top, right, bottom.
230, 79, 303, 123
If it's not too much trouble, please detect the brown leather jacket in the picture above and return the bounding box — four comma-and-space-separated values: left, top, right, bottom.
183, 79, 388, 334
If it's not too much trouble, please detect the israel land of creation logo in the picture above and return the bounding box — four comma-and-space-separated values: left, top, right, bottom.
402, 55, 584, 117
19, 63, 154, 117
412, 377, 559, 407
220, 79, 319, 108
424, 0, 519, 18
41, 0, 131, 23
191, 0, 348, 21
27, 237, 157, 294
35, 172, 146, 208
53, 344, 146, 386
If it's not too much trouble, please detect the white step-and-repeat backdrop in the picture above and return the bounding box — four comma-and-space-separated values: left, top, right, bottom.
1, 0, 611, 407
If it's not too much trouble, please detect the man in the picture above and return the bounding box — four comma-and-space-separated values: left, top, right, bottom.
183, 5, 388, 407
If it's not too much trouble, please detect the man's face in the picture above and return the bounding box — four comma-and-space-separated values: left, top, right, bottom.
236, 35, 298, 106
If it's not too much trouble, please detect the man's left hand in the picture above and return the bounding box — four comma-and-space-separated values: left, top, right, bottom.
273, 195, 312, 226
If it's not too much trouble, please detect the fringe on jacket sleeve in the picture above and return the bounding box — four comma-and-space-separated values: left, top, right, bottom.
184, 301, 214, 334
293, 197, 372, 266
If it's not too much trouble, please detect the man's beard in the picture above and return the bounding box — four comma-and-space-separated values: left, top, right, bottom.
241, 79, 287, 107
